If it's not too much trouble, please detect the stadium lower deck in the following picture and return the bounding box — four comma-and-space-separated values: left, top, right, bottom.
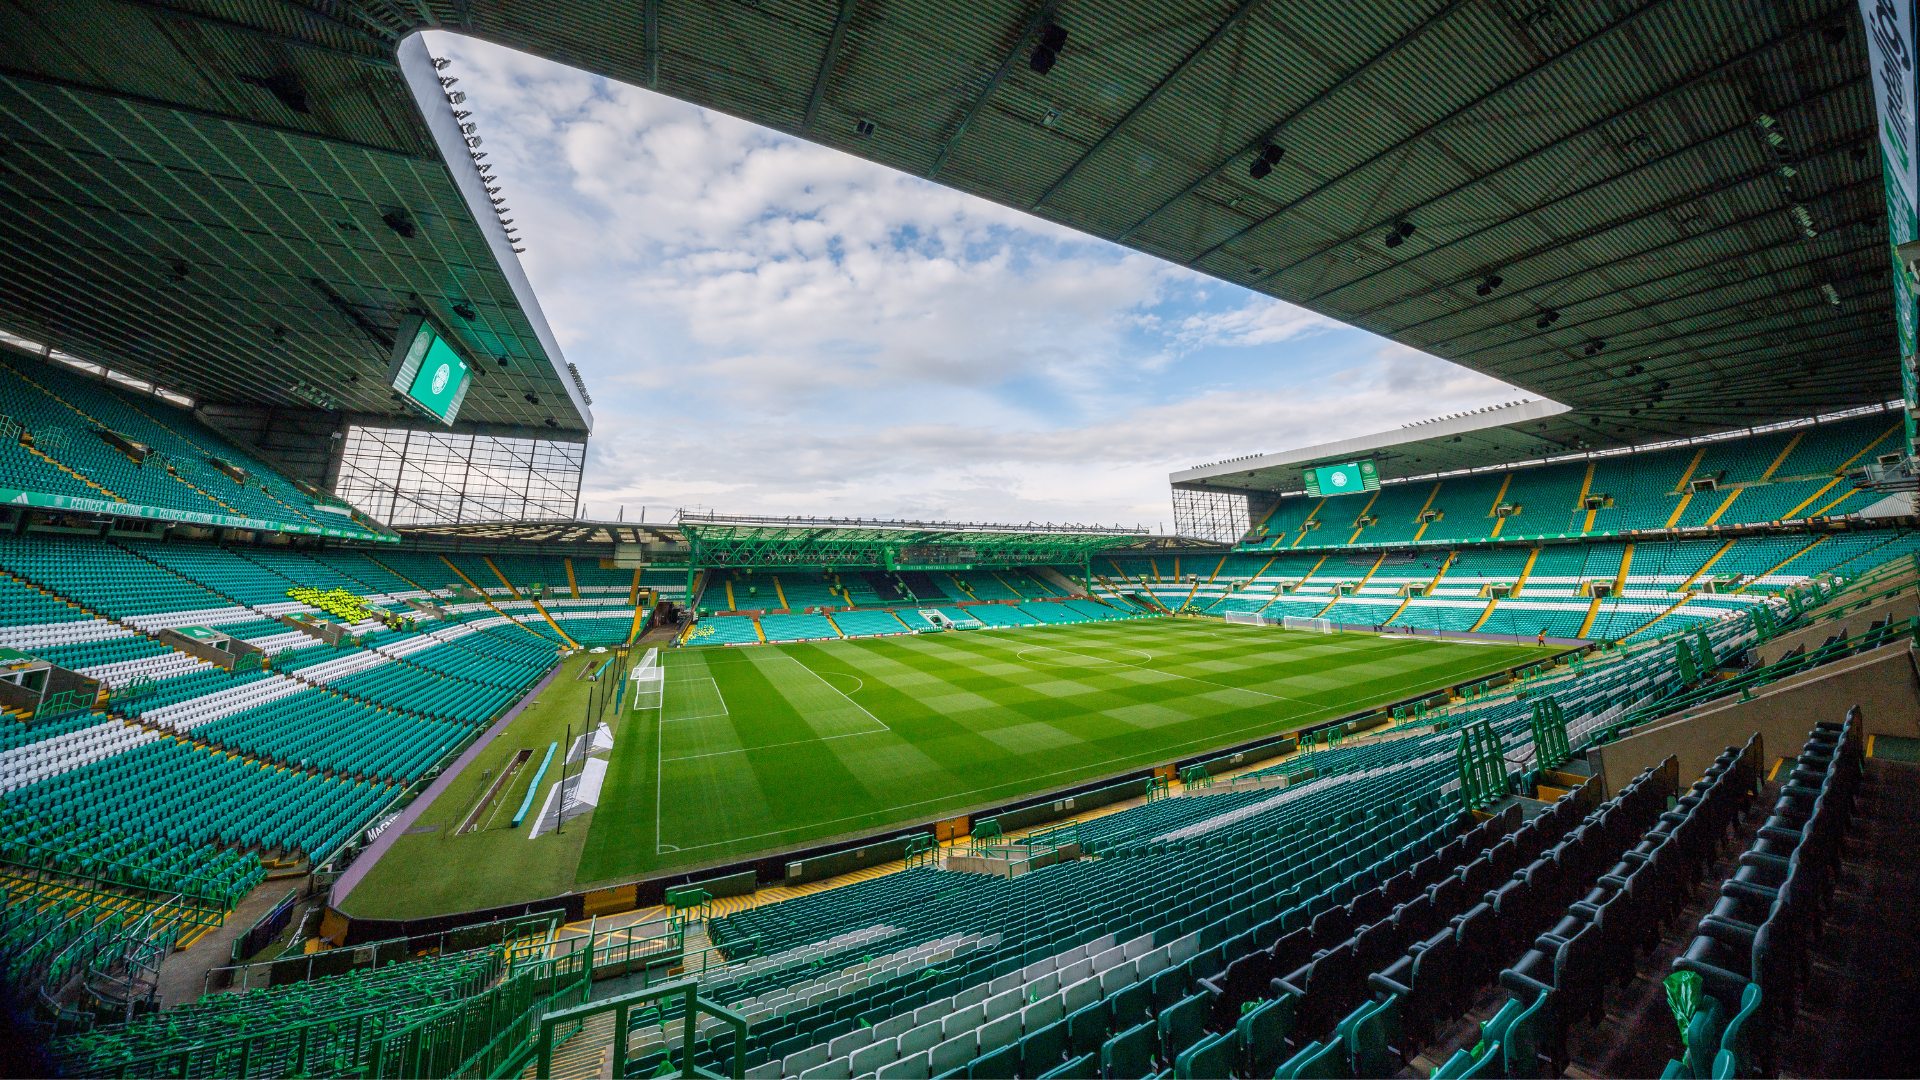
0, 365, 1915, 1076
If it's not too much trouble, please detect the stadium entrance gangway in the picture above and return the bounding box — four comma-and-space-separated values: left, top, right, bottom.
534, 977, 746, 1079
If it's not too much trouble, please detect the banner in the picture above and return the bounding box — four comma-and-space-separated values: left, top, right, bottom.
0, 488, 397, 542
1860, 0, 1920, 450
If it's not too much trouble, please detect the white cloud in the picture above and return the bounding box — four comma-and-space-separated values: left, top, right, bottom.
1175, 297, 1337, 349
429, 33, 1537, 527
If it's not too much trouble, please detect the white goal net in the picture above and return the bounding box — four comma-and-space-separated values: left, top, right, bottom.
1224, 611, 1266, 626
630, 647, 664, 710
1282, 616, 1335, 634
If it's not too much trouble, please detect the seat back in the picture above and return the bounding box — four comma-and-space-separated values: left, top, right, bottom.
1237, 994, 1295, 1078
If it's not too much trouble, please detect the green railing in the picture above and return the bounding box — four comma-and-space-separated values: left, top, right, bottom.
1586, 615, 1919, 747
1455, 720, 1507, 812
533, 979, 746, 1079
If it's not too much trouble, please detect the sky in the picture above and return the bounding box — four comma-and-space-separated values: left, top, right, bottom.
426, 32, 1530, 530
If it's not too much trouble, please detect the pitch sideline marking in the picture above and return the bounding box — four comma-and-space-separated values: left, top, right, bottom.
761, 654, 890, 734
648, 626, 1541, 855
1011, 642, 1315, 706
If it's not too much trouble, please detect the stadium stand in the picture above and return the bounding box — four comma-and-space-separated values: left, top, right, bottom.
0, 357, 378, 539
1247, 415, 1899, 552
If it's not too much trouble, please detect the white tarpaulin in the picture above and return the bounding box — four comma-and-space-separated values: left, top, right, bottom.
565, 722, 614, 763
529, 756, 607, 838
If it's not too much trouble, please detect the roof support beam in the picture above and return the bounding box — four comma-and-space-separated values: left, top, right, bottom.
91, 0, 400, 68
1481, 264, 1890, 382
1406, 183, 1880, 348
644, 0, 661, 88
1260, 9, 1852, 297
1328, 98, 1870, 319
1186, 0, 1689, 270
1031, 0, 1269, 209
926, 1, 1056, 181
801, 0, 858, 135
1114, 0, 1476, 243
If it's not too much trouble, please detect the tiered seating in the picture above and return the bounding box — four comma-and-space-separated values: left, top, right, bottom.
10, 737, 399, 857
966, 605, 1042, 629
761, 614, 841, 642
1667, 711, 1862, 1078
0, 535, 229, 618
686, 616, 764, 646
833, 610, 911, 637
954, 572, 1025, 601
52, 942, 506, 1076
1247, 414, 1896, 550
0, 356, 347, 530
896, 571, 951, 602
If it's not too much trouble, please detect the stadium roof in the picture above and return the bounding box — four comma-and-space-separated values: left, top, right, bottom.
0, 12, 590, 437
1175, 397, 1905, 497
394, 519, 684, 545
680, 512, 1143, 549
3, 0, 1894, 457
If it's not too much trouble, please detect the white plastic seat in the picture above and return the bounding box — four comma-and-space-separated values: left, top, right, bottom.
940, 1002, 984, 1039
1020, 992, 1064, 1033
898, 1021, 942, 1056
976, 1013, 1020, 1054
798, 1056, 850, 1080
875, 1052, 929, 1080
983, 988, 1022, 1022
828, 1029, 873, 1058
928, 1034, 975, 1076
849, 1038, 896, 1074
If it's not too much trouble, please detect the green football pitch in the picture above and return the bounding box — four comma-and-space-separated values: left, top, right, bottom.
343, 618, 1555, 919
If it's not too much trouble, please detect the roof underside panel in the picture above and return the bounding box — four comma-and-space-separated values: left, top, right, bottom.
0, 0, 588, 434
0, 0, 1897, 450
446, 0, 1893, 441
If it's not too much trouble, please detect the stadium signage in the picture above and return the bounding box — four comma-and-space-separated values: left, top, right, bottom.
1861, 0, 1920, 448
0, 487, 396, 542
1302, 460, 1380, 497
386, 315, 474, 425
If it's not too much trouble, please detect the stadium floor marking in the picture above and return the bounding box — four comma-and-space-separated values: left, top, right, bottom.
762, 654, 889, 733
656, 677, 728, 721
662, 730, 883, 762
1012, 642, 1318, 707
817, 670, 866, 695
645, 709, 1353, 856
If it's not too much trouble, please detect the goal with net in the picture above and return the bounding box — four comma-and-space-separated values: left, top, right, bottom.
630, 646, 665, 710
1282, 616, 1335, 634
1223, 611, 1267, 626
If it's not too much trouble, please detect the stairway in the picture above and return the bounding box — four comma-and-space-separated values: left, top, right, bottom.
521, 1009, 616, 1080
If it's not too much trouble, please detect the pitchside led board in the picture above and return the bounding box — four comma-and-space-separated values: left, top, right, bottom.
1302, 460, 1380, 497
386, 315, 473, 425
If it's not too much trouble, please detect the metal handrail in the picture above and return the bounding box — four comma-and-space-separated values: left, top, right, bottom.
534, 978, 746, 1079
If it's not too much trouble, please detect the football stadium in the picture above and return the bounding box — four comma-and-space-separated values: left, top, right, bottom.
1, 1, 1919, 1078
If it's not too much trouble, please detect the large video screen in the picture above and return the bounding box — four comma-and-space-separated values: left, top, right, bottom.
387, 317, 473, 425
1303, 460, 1379, 497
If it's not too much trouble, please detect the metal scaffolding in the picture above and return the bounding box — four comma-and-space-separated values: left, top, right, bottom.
1171, 487, 1250, 544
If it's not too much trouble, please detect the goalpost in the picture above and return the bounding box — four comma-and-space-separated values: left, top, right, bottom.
630, 647, 664, 710
1282, 616, 1335, 634
1223, 611, 1266, 626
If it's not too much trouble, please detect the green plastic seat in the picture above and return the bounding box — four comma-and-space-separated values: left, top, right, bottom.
1501, 991, 1553, 1079
1020, 1018, 1069, 1077
1037, 1053, 1097, 1080
1066, 1000, 1111, 1057
1716, 983, 1762, 1078
1347, 994, 1402, 1079
969, 1041, 1018, 1079
1101, 1020, 1156, 1080
1237, 993, 1294, 1078
1174, 1029, 1237, 1079
1431, 1042, 1501, 1079
1157, 992, 1209, 1062
1274, 1039, 1344, 1079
